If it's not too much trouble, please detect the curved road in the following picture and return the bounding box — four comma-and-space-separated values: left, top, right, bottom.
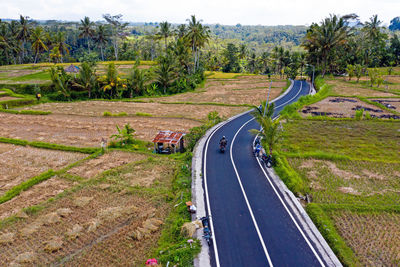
203, 80, 327, 267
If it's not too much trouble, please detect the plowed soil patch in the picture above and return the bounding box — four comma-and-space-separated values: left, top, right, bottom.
0, 186, 169, 266
0, 113, 200, 146
67, 151, 148, 179
300, 97, 394, 118
0, 143, 85, 195
21, 101, 247, 119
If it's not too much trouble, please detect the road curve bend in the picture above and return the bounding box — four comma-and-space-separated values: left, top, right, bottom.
201, 80, 338, 267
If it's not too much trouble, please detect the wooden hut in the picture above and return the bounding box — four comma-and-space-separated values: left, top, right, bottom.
152, 131, 186, 154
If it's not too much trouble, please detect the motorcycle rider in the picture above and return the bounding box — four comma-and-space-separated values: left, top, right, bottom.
219, 136, 227, 148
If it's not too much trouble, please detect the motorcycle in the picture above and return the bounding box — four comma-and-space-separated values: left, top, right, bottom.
219, 142, 226, 153
200, 216, 212, 246
261, 153, 273, 168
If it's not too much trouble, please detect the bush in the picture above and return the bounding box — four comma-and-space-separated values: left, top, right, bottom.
355, 109, 364, 120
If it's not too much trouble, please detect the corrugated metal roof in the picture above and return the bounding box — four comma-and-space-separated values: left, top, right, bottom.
65, 64, 80, 73
152, 131, 186, 145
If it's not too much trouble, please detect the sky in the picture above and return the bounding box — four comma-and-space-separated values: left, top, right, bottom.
1, 0, 399, 26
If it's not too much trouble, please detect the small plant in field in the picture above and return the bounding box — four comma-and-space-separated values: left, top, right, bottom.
103, 111, 112, 116
346, 64, 355, 81
364, 111, 372, 120
355, 109, 364, 120
110, 124, 136, 146
355, 64, 363, 82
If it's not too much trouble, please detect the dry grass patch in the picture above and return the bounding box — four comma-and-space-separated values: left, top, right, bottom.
67, 151, 148, 179
0, 185, 169, 266
0, 143, 85, 195
0, 113, 200, 146
0, 176, 74, 220
331, 210, 400, 266
289, 158, 400, 206
300, 97, 394, 118
326, 79, 396, 97
21, 101, 247, 120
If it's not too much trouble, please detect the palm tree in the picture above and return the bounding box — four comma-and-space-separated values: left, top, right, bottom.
79, 16, 95, 52
154, 53, 177, 94
158, 21, 173, 51
0, 21, 18, 64
127, 65, 150, 97
73, 62, 97, 98
16, 15, 31, 63
186, 15, 210, 72
54, 31, 69, 63
250, 102, 282, 155
30, 26, 48, 63
175, 24, 187, 39
239, 44, 247, 59
302, 14, 351, 76
94, 25, 109, 61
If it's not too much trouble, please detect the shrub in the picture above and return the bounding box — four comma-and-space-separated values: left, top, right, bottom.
355, 109, 364, 121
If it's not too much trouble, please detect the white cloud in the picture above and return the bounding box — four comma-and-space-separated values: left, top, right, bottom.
0, 0, 399, 25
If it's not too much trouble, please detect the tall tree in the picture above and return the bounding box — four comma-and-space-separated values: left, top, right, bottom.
16, 15, 31, 63
30, 26, 48, 63
54, 31, 69, 63
154, 53, 177, 94
94, 25, 110, 61
79, 16, 95, 52
302, 14, 352, 76
158, 21, 173, 51
186, 15, 210, 72
102, 14, 128, 60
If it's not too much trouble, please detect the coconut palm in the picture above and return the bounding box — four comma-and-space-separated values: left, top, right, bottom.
0, 22, 18, 64
250, 102, 281, 155
30, 26, 48, 63
154, 53, 177, 94
127, 65, 150, 97
158, 21, 173, 51
79, 16, 95, 52
186, 15, 210, 72
94, 25, 109, 61
16, 15, 31, 63
73, 62, 97, 98
303, 15, 351, 76
54, 31, 69, 63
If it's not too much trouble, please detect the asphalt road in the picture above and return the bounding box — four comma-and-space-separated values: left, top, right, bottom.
203, 80, 327, 267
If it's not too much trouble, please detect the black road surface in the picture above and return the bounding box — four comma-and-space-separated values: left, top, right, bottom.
203, 80, 327, 267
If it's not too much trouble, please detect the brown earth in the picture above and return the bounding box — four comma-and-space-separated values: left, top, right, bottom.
370, 98, 400, 112
0, 143, 86, 195
300, 97, 394, 118
326, 79, 397, 97
332, 210, 400, 266
0, 186, 169, 266
67, 151, 148, 179
140, 76, 285, 106
0, 113, 201, 146
0, 176, 75, 220
20, 101, 248, 120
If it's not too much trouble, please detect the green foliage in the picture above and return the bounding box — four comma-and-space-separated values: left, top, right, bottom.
222, 43, 241, 73
0, 108, 51, 115
272, 151, 305, 193
110, 123, 136, 146
0, 137, 28, 146
0, 98, 35, 109
0, 170, 56, 204
185, 111, 223, 151
346, 65, 355, 81
49, 66, 71, 98
354, 109, 364, 120
135, 112, 152, 117
29, 141, 100, 154
306, 204, 359, 266
102, 111, 127, 117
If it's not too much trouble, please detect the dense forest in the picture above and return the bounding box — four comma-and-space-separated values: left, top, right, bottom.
1, 13, 400, 100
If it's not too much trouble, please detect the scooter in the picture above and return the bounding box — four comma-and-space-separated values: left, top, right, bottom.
200, 216, 212, 246
219, 143, 226, 153
261, 153, 273, 168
